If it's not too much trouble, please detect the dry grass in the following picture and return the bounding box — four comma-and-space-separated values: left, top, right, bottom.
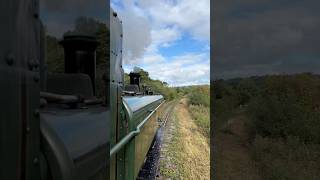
188, 104, 210, 138
159, 99, 210, 179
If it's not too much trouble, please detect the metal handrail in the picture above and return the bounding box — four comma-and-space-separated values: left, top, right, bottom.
110, 100, 165, 157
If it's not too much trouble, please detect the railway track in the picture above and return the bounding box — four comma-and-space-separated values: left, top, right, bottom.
137, 101, 176, 180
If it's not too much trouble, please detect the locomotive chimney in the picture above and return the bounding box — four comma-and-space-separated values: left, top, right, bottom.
129, 72, 141, 87
60, 34, 98, 94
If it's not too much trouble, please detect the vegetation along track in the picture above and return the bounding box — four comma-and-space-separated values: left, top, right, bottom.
137, 101, 177, 180
158, 98, 210, 179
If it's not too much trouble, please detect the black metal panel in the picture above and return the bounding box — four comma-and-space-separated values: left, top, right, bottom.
39, 1, 110, 179
40, 106, 109, 179
0, 0, 41, 179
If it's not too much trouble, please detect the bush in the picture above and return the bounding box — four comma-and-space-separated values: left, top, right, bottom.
185, 85, 210, 137
188, 86, 210, 107
212, 81, 240, 130
252, 136, 320, 180
248, 74, 320, 144
189, 105, 210, 137
214, 73, 320, 179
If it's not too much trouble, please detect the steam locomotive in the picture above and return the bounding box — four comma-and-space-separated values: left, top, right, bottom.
0, 1, 164, 180
109, 9, 165, 180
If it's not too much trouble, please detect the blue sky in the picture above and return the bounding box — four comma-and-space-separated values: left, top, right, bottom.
111, 0, 210, 86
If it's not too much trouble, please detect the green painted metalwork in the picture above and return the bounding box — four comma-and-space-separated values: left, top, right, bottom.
110, 7, 126, 180
110, 100, 165, 156
109, 95, 164, 179
125, 96, 164, 179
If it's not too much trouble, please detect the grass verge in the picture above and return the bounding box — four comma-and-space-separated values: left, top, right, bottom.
159, 100, 210, 179
188, 104, 210, 138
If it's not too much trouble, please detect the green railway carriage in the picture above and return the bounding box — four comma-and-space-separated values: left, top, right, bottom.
125, 96, 164, 178
110, 95, 164, 179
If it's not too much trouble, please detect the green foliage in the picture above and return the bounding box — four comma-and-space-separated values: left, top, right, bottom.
236, 78, 259, 105
185, 85, 210, 138
212, 80, 240, 130
46, 35, 64, 73
94, 22, 109, 98
95, 22, 109, 66
214, 74, 320, 141
188, 86, 210, 107
252, 135, 320, 179
189, 105, 210, 138
124, 73, 130, 84
248, 74, 320, 143
215, 73, 320, 179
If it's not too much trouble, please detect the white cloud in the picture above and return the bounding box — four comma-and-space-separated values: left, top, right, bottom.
113, 0, 210, 62
140, 53, 166, 64
151, 27, 181, 48
112, 0, 210, 86
138, 0, 210, 40
139, 53, 210, 86
113, 0, 152, 63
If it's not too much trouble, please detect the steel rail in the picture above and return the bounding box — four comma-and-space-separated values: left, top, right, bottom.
110, 100, 165, 157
